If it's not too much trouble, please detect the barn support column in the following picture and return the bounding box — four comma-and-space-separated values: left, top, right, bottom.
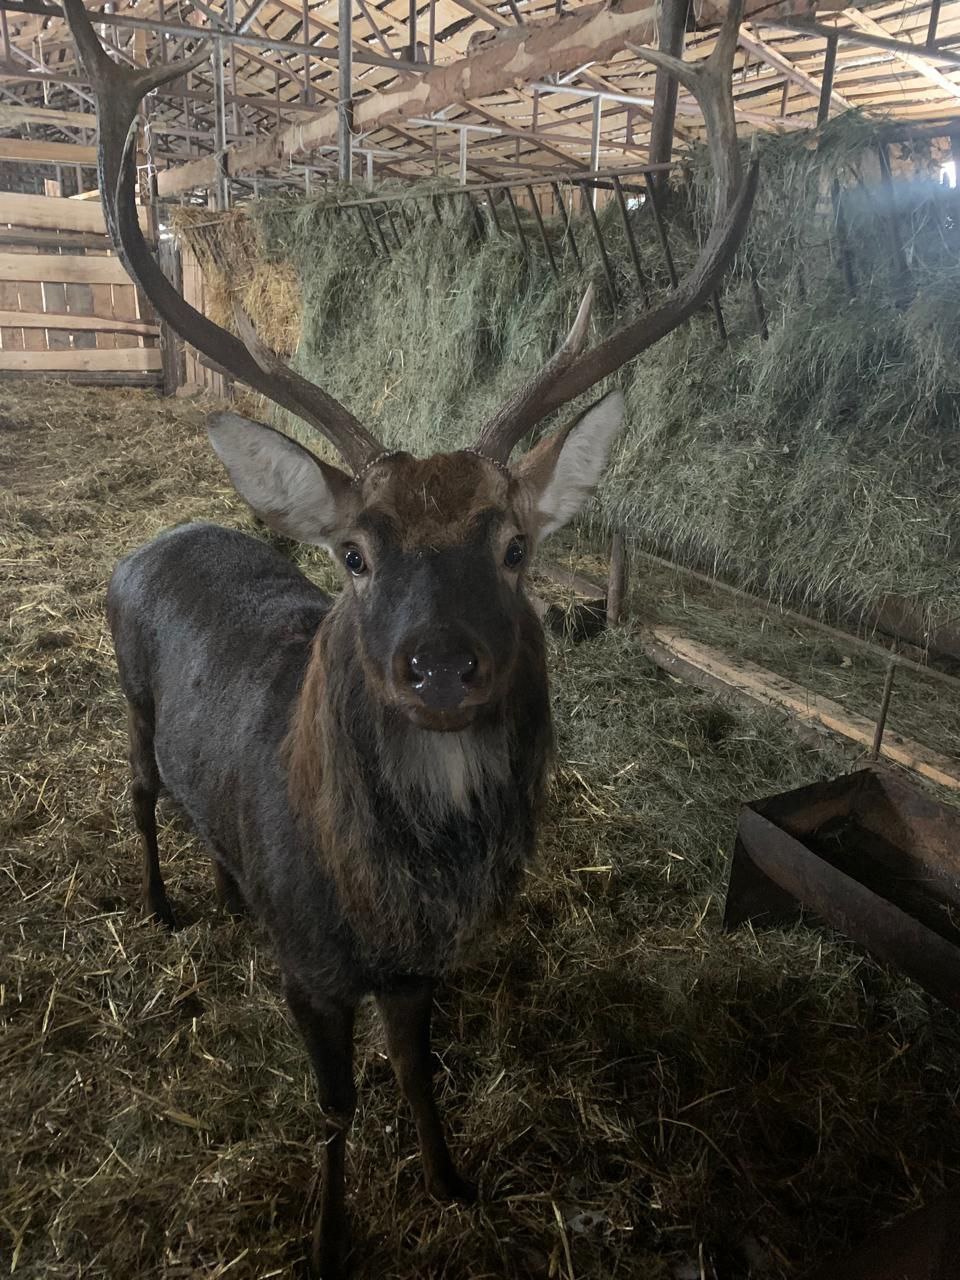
647, 0, 688, 184
338, 0, 353, 182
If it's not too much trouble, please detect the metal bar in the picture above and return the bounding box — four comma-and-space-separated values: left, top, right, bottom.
485, 187, 503, 234
748, 264, 768, 341
779, 79, 789, 116
580, 180, 617, 305
368, 204, 389, 253
237, 0, 273, 34
383, 202, 403, 248
606, 531, 628, 627
644, 176, 678, 288
466, 191, 486, 240
817, 33, 837, 127
301, 0, 312, 101
227, 0, 241, 138
459, 128, 467, 186
711, 292, 727, 342
504, 186, 530, 265
211, 39, 229, 208
0, 0, 421, 71
353, 204, 378, 255
871, 655, 898, 761
830, 178, 856, 297
408, 0, 416, 61
551, 180, 581, 270
428, 0, 435, 64
505, 0, 523, 21
0, 7, 9, 61
878, 142, 910, 302
526, 185, 558, 279
611, 174, 649, 306
588, 95, 601, 208
926, 0, 942, 47
338, 0, 352, 181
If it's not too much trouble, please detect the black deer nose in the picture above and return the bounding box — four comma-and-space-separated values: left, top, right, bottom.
407, 650, 478, 708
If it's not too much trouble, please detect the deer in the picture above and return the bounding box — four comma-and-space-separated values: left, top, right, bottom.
64, 0, 755, 1273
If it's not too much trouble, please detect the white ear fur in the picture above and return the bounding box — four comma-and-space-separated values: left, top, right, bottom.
532, 390, 625, 539
207, 412, 352, 548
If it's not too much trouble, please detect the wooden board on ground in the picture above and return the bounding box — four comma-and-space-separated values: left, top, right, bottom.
644, 628, 960, 792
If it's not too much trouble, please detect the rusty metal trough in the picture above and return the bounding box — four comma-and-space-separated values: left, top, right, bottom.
723, 766, 960, 1010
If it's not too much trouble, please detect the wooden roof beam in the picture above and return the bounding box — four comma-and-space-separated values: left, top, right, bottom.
738, 20, 852, 113
842, 8, 960, 102
772, 14, 960, 71
157, 0, 823, 194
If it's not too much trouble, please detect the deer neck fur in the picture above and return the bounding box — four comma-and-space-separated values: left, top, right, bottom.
285, 593, 553, 975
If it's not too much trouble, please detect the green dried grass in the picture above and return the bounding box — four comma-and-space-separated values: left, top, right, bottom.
175, 113, 960, 640
3, 383, 960, 1279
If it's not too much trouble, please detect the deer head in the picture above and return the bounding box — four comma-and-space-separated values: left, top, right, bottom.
64, 0, 756, 732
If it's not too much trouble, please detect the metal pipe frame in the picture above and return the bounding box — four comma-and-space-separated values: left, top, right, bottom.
0, 0, 422, 71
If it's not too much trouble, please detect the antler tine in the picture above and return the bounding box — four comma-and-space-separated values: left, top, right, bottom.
472, 285, 594, 464
62, 0, 384, 475
471, 0, 755, 464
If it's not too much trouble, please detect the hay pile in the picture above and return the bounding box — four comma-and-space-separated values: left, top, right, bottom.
172, 114, 960, 643
3, 382, 960, 1278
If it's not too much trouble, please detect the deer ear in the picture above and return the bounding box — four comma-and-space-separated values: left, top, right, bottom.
207, 412, 356, 548
514, 390, 625, 542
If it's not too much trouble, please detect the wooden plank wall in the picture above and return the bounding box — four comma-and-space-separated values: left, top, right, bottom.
0, 191, 162, 385
179, 240, 225, 397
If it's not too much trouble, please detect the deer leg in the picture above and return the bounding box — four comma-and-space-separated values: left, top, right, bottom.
126, 702, 176, 930
376, 978, 476, 1204
212, 858, 247, 917
285, 979, 357, 1280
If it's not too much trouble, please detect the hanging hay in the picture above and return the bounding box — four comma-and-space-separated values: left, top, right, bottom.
169, 205, 301, 356
3, 381, 960, 1278
171, 114, 960, 643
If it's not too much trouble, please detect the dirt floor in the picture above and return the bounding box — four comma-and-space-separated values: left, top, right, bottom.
3, 382, 960, 1280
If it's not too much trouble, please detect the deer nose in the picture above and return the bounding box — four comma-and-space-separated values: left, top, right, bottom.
407, 649, 479, 708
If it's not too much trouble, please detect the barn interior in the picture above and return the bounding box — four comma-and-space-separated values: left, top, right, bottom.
2, 0, 960, 1277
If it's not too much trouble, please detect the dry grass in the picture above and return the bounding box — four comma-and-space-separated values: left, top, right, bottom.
3, 382, 960, 1280
169, 206, 302, 357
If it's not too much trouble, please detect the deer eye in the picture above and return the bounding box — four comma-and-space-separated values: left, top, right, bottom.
504, 537, 526, 570
343, 546, 367, 576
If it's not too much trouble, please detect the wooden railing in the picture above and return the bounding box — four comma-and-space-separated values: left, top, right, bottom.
0, 191, 163, 385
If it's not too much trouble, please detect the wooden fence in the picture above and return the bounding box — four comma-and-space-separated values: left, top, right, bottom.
0, 191, 163, 386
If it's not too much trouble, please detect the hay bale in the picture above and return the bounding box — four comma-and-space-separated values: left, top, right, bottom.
171, 115, 960, 643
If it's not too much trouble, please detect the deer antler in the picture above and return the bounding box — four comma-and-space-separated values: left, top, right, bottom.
472, 0, 757, 465
63, 0, 385, 475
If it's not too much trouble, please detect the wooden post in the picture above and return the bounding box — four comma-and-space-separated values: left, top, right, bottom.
817, 33, 837, 127
648, 0, 687, 184
606, 531, 628, 627
158, 236, 185, 396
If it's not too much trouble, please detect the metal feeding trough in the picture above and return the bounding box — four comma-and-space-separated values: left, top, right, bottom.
723, 766, 960, 1010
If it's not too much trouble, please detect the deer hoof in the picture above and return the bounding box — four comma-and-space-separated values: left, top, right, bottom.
146, 893, 179, 932
426, 1167, 478, 1205
310, 1216, 350, 1280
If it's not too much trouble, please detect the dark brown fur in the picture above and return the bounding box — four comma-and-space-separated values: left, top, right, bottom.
108, 448, 557, 1278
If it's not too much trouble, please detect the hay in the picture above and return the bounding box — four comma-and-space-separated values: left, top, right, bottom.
548, 535, 960, 767
173, 114, 960, 640
169, 206, 301, 356
3, 382, 960, 1278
